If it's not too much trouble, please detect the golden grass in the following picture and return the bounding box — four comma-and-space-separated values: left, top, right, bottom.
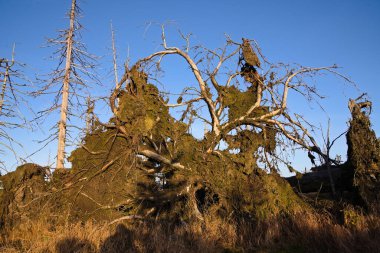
1, 212, 379, 253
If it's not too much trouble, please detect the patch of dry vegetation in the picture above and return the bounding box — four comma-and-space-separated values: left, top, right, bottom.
1, 211, 380, 253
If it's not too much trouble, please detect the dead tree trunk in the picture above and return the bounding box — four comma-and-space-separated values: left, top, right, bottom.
56, 0, 76, 170
0, 45, 15, 114
0, 65, 10, 114
110, 22, 119, 90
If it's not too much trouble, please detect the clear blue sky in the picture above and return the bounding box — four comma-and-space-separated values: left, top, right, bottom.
1, 0, 379, 174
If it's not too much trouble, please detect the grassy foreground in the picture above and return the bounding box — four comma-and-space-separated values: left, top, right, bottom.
1, 211, 380, 253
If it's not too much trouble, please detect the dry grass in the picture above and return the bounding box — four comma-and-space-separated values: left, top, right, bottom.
1, 212, 380, 253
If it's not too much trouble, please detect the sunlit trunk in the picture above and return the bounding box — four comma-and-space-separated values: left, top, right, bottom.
56, 0, 76, 170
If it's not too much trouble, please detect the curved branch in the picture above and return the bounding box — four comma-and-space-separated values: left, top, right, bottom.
137, 48, 220, 135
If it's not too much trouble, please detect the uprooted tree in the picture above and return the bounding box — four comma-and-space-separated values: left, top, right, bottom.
66, 34, 348, 219
1, 33, 379, 231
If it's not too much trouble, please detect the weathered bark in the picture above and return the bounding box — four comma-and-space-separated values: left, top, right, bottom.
0, 65, 9, 114
56, 0, 76, 170
110, 22, 119, 90
137, 149, 185, 170
0, 47, 14, 114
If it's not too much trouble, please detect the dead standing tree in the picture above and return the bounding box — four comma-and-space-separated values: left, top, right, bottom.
56, 0, 76, 171
0, 46, 33, 171
34, 0, 97, 170
0, 49, 15, 115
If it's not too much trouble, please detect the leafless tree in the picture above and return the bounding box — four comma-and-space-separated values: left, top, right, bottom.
33, 0, 97, 170
321, 119, 347, 197
0, 45, 33, 172
110, 21, 119, 90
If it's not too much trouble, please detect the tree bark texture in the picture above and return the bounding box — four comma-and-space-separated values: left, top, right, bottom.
56, 0, 76, 170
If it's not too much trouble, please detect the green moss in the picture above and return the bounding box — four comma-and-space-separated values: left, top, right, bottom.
255, 174, 306, 219
346, 103, 380, 210
242, 38, 260, 67
3, 65, 308, 226
0, 163, 46, 191
220, 86, 258, 121
0, 164, 48, 231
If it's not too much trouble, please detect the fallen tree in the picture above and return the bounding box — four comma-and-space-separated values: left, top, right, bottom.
1, 33, 380, 253
62, 32, 358, 223
286, 165, 353, 194
1, 33, 378, 231
286, 97, 380, 212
